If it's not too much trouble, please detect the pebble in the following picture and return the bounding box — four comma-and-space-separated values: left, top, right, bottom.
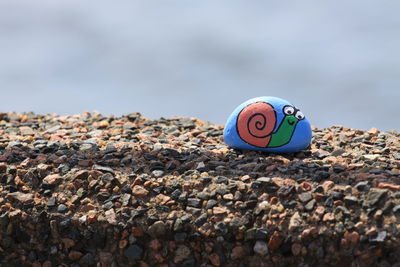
124, 244, 144, 261
231, 245, 246, 260
57, 204, 68, 213
187, 198, 202, 208
42, 174, 62, 185
132, 185, 149, 198
7, 192, 33, 204
364, 189, 387, 207
174, 245, 191, 263
152, 170, 164, 178
298, 192, 312, 203
148, 221, 167, 237
289, 212, 302, 231
268, 231, 283, 250
253, 241, 268, 256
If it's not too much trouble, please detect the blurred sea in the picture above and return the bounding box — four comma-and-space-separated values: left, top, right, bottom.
0, 0, 399, 130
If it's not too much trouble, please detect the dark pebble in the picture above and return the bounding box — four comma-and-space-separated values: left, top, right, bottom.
355, 181, 369, 191
344, 196, 359, 206
187, 198, 202, 208
194, 213, 207, 227
124, 244, 143, 261
206, 199, 218, 209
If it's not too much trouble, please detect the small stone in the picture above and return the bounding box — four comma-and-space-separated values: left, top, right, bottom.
196, 162, 207, 171
322, 213, 335, 222
364, 189, 387, 207
255, 228, 268, 240
79, 253, 96, 266
378, 182, 400, 191
174, 232, 187, 243
213, 206, 228, 215
331, 148, 346, 156
208, 253, 221, 267
152, 170, 164, 178
231, 245, 246, 260
93, 165, 115, 174
43, 174, 62, 185
79, 215, 87, 224
132, 185, 149, 198
253, 241, 268, 256
124, 244, 143, 261
223, 193, 234, 200
194, 213, 208, 227
355, 181, 369, 191
102, 201, 114, 210
216, 176, 229, 184
344, 196, 359, 206
174, 245, 191, 263
305, 199, 316, 211
69, 250, 83, 261
298, 192, 312, 203
98, 252, 113, 265
289, 212, 302, 231
80, 143, 94, 151
61, 238, 75, 249
291, 243, 302, 256
19, 126, 34, 136
105, 209, 117, 225
47, 197, 56, 207
57, 204, 68, 213
206, 199, 218, 209
7, 192, 33, 204
148, 221, 167, 237
315, 150, 330, 159
73, 170, 89, 180
393, 204, 400, 213
101, 173, 115, 183
223, 96, 312, 153
369, 231, 387, 242
268, 231, 283, 250
363, 154, 380, 161
187, 198, 202, 208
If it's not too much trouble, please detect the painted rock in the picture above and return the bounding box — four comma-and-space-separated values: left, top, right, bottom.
223, 96, 312, 153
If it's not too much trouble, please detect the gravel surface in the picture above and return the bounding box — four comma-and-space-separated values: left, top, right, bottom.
0, 112, 399, 266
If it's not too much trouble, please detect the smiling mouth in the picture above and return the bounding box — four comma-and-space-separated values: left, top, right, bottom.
287, 120, 295, 126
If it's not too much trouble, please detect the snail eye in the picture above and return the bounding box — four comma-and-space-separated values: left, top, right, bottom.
295, 111, 305, 120
283, 106, 295, 115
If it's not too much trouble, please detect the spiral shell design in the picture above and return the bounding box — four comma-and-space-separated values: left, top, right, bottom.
236, 102, 277, 147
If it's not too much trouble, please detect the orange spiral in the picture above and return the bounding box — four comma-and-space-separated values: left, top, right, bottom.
237, 102, 276, 147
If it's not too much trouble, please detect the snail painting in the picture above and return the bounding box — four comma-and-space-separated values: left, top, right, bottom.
223, 96, 312, 153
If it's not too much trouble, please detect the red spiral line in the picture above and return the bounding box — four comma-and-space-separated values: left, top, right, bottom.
237, 102, 276, 148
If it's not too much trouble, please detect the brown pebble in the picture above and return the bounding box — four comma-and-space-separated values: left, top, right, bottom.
209, 253, 221, 266
68, 250, 83, 261
323, 212, 335, 222
292, 243, 302, 256
268, 231, 283, 250
378, 182, 400, 191
231, 245, 246, 260
213, 207, 228, 215
61, 238, 75, 250
132, 185, 149, 198
149, 239, 162, 251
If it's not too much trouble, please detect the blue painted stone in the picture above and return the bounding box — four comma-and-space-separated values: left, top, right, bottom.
223, 96, 312, 153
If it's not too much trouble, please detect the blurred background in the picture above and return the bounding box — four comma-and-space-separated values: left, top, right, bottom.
0, 0, 399, 130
